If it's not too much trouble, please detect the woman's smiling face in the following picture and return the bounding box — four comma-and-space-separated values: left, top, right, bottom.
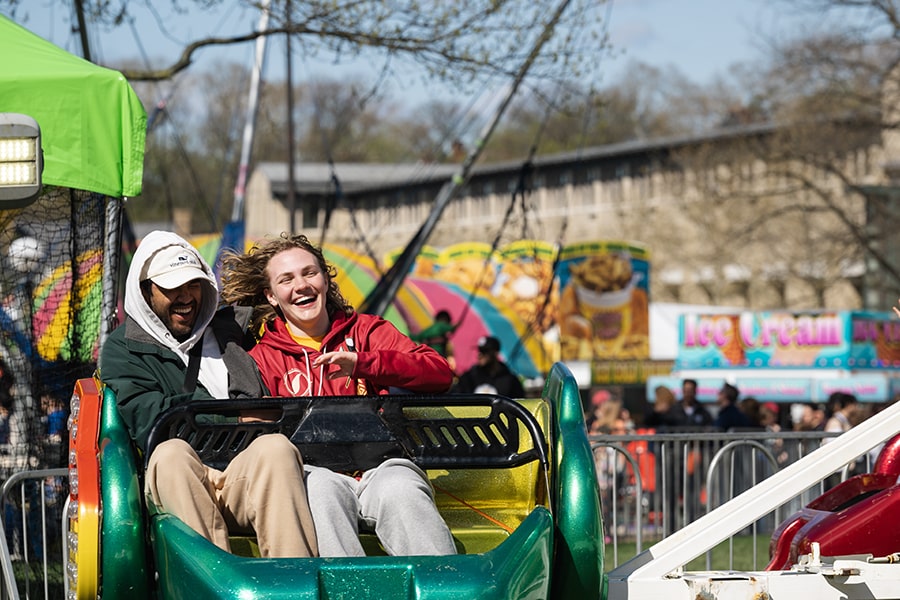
264, 247, 331, 337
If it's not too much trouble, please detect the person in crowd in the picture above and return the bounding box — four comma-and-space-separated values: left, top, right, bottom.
822, 391, 860, 444
821, 391, 863, 486
588, 394, 629, 436
99, 230, 318, 558
590, 396, 632, 544
411, 309, 458, 372
219, 233, 457, 558
759, 402, 780, 431
680, 378, 712, 427
759, 401, 790, 468
643, 385, 687, 533
791, 402, 826, 431
39, 389, 68, 467
738, 396, 764, 428
714, 383, 753, 430
0, 357, 13, 446
40, 390, 67, 441
453, 335, 526, 398
584, 388, 609, 426
644, 385, 686, 429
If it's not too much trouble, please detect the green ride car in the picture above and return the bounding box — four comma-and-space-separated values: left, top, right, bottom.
65, 362, 604, 599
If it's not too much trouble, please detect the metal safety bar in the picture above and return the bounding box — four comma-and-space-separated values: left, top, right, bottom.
146, 394, 550, 473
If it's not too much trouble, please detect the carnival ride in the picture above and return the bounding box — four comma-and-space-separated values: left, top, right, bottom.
7, 7, 900, 600
64, 362, 604, 599
60, 364, 900, 600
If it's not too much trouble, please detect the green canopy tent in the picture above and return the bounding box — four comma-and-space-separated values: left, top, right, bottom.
0, 14, 146, 198
0, 15, 147, 385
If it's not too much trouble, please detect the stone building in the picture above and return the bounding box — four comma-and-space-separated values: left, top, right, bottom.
245, 118, 900, 312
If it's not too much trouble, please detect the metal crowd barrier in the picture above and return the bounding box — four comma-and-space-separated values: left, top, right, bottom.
0, 468, 68, 600
590, 429, 855, 569
0, 430, 868, 592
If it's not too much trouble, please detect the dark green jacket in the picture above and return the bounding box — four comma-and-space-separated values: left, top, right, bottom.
98, 306, 265, 453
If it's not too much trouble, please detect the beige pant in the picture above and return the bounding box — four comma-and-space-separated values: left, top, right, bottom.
145, 435, 318, 558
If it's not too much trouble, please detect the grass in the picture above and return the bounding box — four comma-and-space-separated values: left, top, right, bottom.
13, 561, 64, 599
604, 534, 772, 572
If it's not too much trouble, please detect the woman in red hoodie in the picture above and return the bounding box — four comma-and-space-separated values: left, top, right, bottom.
220, 233, 456, 557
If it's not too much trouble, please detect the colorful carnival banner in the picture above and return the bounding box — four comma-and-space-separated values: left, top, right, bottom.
396, 240, 557, 378
676, 310, 900, 370
32, 248, 104, 362
386, 239, 653, 378
187, 235, 655, 381
556, 241, 651, 362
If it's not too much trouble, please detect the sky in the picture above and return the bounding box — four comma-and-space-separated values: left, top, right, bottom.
5, 0, 803, 99
605, 0, 794, 82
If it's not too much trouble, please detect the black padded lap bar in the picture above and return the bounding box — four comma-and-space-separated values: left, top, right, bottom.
145, 394, 549, 472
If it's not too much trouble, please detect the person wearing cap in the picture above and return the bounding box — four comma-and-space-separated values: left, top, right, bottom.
453, 336, 525, 398
218, 233, 456, 558
98, 230, 318, 558
410, 309, 458, 372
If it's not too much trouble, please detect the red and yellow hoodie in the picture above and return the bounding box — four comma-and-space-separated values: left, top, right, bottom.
250, 311, 453, 397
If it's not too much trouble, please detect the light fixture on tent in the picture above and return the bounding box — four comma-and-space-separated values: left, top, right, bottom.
0, 113, 42, 208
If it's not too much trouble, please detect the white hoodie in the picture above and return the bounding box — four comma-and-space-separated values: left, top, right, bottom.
124, 230, 228, 398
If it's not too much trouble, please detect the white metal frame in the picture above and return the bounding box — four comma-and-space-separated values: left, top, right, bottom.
607, 399, 900, 599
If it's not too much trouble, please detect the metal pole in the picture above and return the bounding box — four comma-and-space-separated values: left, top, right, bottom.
230, 0, 272, 223
100, 196, 122, 349
360, 0, 574, 316
285, 0, 298, 233
72, 0, 92, 62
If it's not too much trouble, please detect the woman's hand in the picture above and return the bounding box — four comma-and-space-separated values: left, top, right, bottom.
313, 350, 359, 380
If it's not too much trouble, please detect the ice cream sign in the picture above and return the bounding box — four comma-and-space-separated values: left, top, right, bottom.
676, 311, 900, 370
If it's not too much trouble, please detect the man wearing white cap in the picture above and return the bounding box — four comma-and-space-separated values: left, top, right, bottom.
99, 230, 318, 558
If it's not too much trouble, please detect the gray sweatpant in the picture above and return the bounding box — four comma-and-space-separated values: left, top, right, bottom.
305, 458, 457, 557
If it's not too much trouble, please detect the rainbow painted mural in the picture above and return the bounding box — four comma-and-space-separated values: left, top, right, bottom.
24, 235, 651, 382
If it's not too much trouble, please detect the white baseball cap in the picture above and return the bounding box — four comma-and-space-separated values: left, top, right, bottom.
142, 245, 212, 290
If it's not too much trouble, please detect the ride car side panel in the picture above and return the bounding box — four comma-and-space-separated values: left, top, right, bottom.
545, 362, 605, 599
151, 508, 553, 599
99, 384, 151, 598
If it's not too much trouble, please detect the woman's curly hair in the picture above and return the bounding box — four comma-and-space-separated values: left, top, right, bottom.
219, 233, 353, 336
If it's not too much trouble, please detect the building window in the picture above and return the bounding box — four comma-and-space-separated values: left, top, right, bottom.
302, 201, 318, 229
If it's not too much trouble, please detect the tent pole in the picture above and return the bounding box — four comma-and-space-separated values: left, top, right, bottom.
100, 196, 123, 350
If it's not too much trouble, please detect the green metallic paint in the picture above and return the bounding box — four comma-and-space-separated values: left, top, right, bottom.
99, 386, 151, 598
545, 363, 606, 599
151, 507, 553, 599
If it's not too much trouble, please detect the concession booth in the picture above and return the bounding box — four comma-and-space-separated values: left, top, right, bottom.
647, 310, 900, 418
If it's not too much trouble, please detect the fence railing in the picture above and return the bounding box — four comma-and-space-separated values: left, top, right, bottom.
590, 429, 852, 569
0, 430, 865, 593
0, 468, 68, 600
